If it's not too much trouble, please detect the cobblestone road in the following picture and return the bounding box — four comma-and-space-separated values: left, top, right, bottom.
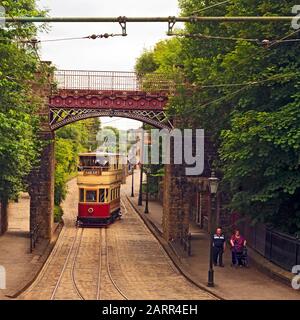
20, 179, 216, 300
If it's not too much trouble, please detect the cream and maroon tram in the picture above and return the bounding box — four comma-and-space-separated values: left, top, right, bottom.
76, 152, 125, 227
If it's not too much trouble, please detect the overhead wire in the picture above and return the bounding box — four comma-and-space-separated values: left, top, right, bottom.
178, 72, 300, 117
168, 31, 259, 43
191, 0, 232, 14
267, 28, 300, 48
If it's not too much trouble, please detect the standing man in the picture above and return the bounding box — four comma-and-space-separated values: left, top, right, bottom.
212, 227, 226, 267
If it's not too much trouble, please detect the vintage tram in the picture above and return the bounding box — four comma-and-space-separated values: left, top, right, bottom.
76, 152, 125, 227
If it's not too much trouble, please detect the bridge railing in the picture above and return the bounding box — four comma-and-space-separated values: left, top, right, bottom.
54, 70, 175, 93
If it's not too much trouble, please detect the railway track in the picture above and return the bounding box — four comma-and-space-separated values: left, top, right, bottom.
50, 227, 84, 300
47, 225, 129, 300
21, 181, 216, 301
102, 228, 129, 300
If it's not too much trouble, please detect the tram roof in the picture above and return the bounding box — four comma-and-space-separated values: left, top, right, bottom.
78, 152, 126, 157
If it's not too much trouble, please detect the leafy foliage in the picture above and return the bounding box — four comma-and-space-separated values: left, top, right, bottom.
54, 118, 100, 206
0, 1, 47, 202
135, 0, 300, 234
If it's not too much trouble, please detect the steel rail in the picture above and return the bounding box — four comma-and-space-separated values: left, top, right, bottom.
21, 227, 68, 297
3, 16, 295, 23
96, 228, 102, 301
104, 228, 129, 300
50, 228, 83, 300
70, 228, 85, 300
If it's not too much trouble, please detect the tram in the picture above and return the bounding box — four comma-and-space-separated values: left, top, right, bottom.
76, 152, 125, 227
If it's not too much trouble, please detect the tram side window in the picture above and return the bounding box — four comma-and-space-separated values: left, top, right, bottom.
86, 190, 97, 202
99, 189, 105, 203
79, 189, 84, 202
112, 188, 115, 201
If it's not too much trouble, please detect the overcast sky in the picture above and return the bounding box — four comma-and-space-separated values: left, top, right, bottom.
38, 0, 181, 130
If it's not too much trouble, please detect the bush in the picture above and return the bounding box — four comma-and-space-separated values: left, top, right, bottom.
54, 205, 64, 223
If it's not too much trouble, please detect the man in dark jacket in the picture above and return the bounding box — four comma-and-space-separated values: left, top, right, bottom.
212, 227, 226, 267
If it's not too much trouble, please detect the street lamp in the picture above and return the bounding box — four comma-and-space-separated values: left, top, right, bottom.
207, 170, 220, 288
144, 167, 150, 214
208, 171, 219, 195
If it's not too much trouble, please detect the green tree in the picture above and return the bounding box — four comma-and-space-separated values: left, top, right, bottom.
136, 0, 300, 234
0, 1, 47, 207
135, 49, 158, 75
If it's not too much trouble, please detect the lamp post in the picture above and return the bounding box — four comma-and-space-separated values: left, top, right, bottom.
138, 163, 143, 205
131, 167, 134, 197
144, 167, 150, 214
138, 126, 145, 206
207, 170, 220, 288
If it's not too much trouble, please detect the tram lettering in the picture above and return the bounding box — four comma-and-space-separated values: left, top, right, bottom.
102, 304, 137, 318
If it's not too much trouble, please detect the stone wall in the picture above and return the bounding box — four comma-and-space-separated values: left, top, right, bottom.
28, 64, 55, 240
161, 125, 220, 241
28, 132, 55, 240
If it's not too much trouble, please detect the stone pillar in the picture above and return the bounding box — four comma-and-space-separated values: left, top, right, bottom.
29, 131, 55, 240
162, 122, 191, 241
28, 63, 55, 240
162, 165, 178, 240
162, 124, 215, 241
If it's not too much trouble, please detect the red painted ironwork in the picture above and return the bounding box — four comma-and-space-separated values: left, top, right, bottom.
49, 94, 168, 110
49, 70, 174, 130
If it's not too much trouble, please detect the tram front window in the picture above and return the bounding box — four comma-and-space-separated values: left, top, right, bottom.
86, 190, 97, 202
99, 189, 105, 203
79, 189, 84, 202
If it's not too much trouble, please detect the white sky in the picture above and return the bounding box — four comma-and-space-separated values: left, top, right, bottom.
37, 0, 181, 130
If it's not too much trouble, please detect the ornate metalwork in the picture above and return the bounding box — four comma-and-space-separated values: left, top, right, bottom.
49, 70, 174, 131
49, 92, 168, 110
49, 108, 173, 131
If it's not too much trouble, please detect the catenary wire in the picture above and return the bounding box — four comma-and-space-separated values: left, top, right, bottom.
178, 72, 300, 117
191, 0, 232, 14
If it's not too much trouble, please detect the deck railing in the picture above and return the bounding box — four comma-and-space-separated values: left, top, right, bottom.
54, 70, 175, 93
